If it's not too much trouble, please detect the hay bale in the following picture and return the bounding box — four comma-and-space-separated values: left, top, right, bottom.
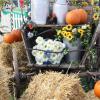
12, 42, 27, 66
0, 65, 12, 100
0, 43, 13, 67
0, 42, 27, 68
85, 90, 100, 100
21, 72, 86, 100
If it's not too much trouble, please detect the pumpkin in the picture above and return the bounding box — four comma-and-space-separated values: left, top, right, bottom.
11, 29, 22, 41
78, 9, 88, 23
94, 80, 100, 98
65, 9, 81, 25
65, 9, 88, 25
3, 33, 16, 44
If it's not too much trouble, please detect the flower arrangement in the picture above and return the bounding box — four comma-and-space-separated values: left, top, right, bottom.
56, 24, 92, 47
32, 36, 65, 65
92, 5, 100, 25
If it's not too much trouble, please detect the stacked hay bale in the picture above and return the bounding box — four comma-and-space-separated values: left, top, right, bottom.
21, 71, 86, 100
0, 41, 27, 68
0, 65, 12, 100
12, 42, 28, 66
0, 41, 27, 100
0, 43, 13, 67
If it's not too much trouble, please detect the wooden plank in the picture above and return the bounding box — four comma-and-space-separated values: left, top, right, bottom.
27, 63, 85, 69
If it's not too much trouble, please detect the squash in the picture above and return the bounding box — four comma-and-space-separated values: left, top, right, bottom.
11, 29, 22, 41
94, 80, 100, 98
3, 33, 16, 44
65, 9, 81, 25
78, 9, 88, 23
65, 9, 88, 25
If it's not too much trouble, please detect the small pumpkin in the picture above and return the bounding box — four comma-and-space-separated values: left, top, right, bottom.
78, 9, 88, 23
3, 33, 16, 44
65, 9, 81, 25
11, 29, 22, 41
94, 80, 100, 98
65, 9, 88, 25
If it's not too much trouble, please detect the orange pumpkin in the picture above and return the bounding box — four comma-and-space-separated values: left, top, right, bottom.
11, 29, 22, 41
94, 80, 100, 98
78, 9, 88, 23
65, 9, 81, 25
3, 33, 16, 43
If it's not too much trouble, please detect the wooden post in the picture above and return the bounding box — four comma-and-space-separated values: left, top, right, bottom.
12, 48, 20, 99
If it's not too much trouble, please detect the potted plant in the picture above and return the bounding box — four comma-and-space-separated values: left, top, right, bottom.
56, 24, 92, 63
31, 36, 66, 65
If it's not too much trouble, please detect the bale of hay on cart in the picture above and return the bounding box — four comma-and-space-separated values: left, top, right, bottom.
0, 42, 27, 68
20, 71, 86, 100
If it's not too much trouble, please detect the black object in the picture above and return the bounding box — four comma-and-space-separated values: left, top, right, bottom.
46, 13, 57, 24
0, 31, 3, 35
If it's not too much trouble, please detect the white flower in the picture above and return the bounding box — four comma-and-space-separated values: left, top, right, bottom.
36, 36, 44, 44
36, 51, 44, 58
72, 28, 77, 33
32, 37, 65, 65
82, 25, 87, 29
28, 32, 34, 38
32, 50, 37, 56
47, 39, 54, 44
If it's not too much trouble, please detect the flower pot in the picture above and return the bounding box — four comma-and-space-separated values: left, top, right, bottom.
63, 38, 82, 63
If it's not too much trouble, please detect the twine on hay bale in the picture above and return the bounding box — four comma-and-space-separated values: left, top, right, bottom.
0, 43, 13, 67
0, 65, 12, 100
20, 71, 86, 100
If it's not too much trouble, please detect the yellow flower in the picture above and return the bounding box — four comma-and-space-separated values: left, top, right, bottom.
82, 2, 88, 7
62, 24, 73, 31
86, 25, 91, 29
93, 6, 100, 11
66, 24, 73, 31
90, 0, 94, 5
78, 29, 85, 37
61, 31, 67, 37
62, 27, 67, 31
57, 30, 62, 35
62, 32, 73, 41
66, 34, 74, 41
86, 10, 92, 14
93, 13, 99, 20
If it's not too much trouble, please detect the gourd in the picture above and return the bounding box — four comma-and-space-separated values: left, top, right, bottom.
94, 80, 100, 98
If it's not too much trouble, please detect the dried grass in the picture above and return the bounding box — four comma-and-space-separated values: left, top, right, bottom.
0, 65, 12, 100
21, 71, 86, 100
12, 42, 27, 66
85, 90, 100, 100
0, 42, 27, 68
0, 42, 13, 67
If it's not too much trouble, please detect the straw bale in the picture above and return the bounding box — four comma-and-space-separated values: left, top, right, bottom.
12, 42, 27, 66
0, 42, 27, 68
0, 42, 13, 67
21, 71, 86, 100
0, 65, 12, 100
85, 90, 100, 100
